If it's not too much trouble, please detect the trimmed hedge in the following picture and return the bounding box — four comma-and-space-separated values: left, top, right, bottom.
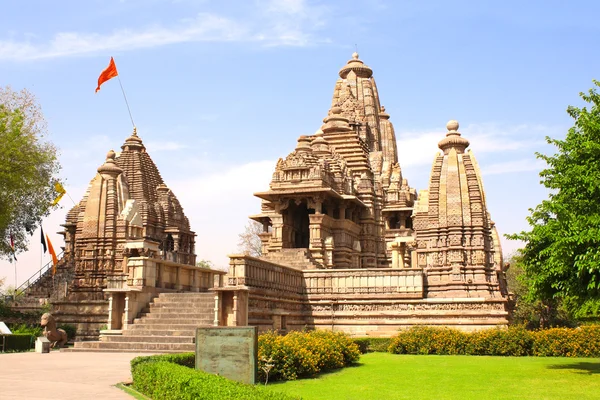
353, 338, 392, 354
131, 352, 195, 369
130, 355, 296, 400
258, 330, 360, 381
3, 333, 35, 352
388, 325, 600, 357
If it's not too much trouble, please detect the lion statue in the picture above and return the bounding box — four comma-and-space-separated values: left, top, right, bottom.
40, 313, 68, 348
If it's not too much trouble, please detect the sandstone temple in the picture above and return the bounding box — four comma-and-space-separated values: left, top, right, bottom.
15, 53, 509, 350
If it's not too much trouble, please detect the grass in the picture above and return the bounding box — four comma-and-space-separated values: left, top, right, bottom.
115, 383, 152, 400
267, 352, 600, 400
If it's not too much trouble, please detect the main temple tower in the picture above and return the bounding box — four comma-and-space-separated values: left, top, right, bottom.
252, 53, 416, 269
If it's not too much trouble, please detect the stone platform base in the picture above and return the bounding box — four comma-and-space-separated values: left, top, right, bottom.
52, 300, 109, 341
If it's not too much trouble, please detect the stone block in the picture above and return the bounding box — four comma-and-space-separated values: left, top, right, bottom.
35, 336, 50, 353
195, 326, 258, 384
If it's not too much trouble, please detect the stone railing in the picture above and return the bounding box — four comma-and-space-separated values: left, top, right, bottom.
105, 257, 225, 293
228, 255, 304, 295
303, 269, 423, 297
227, 255, 423, 298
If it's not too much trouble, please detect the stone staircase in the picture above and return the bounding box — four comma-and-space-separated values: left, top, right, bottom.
264, 248, 317, 270
67, 292, 215, 352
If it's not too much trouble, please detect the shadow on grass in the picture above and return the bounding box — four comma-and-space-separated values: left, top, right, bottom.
267, 361, 366, 387
547, 362, 600, 375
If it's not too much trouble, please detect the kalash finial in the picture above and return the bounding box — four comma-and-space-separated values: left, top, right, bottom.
446, 120, 459, 133
352, 51, 359, 60
438, 119, 469, 154
132, 126, 138, 137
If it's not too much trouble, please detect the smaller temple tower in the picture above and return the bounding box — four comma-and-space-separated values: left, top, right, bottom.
54, 128, 200, 339
413, 120, 506, 298
61, 128, 196, 300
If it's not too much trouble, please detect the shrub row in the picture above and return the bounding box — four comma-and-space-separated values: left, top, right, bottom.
2, 333, 35, 352
258, 330, 360, 381
131, 352, 195, 369
130, 356, 296, 400
353, 338, 392, 354
388, 325, 600, 357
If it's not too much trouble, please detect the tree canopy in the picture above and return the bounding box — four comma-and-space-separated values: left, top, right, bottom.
508, 80, 600, 317
237, 220, 263, 257
0, 87, 61, 259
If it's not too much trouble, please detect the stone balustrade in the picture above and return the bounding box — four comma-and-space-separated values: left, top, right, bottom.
228, 255, 304, 295
123, 256, 225, 292
303, 269, 423, 297
226, 255, 423, 298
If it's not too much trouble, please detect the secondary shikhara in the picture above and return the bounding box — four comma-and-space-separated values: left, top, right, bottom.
15, 53, 509, 350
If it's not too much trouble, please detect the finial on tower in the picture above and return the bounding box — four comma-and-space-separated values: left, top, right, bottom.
446, 120, 459, 133
438, 119, 469, 154
132, 126, 138, 137
352, 51, 359, 60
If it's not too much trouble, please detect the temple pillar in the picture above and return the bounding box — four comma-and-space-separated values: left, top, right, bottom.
309, 214, 326, 267
269, 216, 284, 252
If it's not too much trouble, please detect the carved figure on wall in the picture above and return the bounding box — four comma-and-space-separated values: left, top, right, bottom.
40, 313, 68, 348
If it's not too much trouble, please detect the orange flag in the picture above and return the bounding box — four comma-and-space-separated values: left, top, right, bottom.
95, 57, 119, 93
46, 234, 58, 275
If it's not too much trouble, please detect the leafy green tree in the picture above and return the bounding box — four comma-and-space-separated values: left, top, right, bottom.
505, 252, 575, 329
508, 80, 600, 318
0, 87, 61, 259
196, 259, 215, 269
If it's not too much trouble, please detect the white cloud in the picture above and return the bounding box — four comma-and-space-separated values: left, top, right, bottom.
397, 122, 552, 168
169, 160, 274, 268
0, 2, 329, 61
482, 158, 546, 176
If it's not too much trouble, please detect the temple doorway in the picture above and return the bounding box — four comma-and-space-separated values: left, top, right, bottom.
286, 201, 310, 248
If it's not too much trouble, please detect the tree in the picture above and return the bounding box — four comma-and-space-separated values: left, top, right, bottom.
237, 220, 264, 257
504, 252, 574, 329
508, 80, 600, 317
0, 87, 61, 259
196, 259, 214, 269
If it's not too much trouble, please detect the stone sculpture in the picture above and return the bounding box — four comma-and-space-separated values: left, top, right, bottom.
40, 313, 67, 348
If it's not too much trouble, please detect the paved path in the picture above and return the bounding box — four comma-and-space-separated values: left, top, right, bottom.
0, 351, 149, 400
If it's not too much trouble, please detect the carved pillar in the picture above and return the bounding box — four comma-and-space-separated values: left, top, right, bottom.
213, 292, 220, 326
309, 214, 325, 266
269, 215, 284, 252
339, 204, 347, 220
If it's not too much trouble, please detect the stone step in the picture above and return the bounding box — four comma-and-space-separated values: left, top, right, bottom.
134, 318, 214, 326
74, 341, 196, 352
152, 299, 215, 306
149, 305, 214, 312
157, 293, 214, 299
145, 307, 214, 314
101, 335, 194, 344
137, 312, 213, 320
62, 347, 168, 353
128, 322, 210, 330
123, 329, 197, 337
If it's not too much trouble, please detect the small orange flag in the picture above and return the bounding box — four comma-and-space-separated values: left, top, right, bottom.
46, 234, 58, 275
95, 57, 119, 93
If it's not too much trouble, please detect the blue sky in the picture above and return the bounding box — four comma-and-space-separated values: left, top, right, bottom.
1, 0, 599, 287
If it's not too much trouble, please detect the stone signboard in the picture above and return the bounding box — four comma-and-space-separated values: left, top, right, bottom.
195, 326, 258, 384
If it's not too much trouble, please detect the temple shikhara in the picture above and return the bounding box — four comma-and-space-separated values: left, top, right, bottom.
16, 53, 509, 351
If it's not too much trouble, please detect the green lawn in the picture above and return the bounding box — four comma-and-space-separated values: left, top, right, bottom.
267, 352, 600, 400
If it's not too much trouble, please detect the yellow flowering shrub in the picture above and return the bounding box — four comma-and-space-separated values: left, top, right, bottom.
389, 325, 600, 357
258, 330, 360, 382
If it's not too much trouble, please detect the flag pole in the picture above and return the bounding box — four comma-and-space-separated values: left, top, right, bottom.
14, 258, 17, 294
117, 75, 136, 129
